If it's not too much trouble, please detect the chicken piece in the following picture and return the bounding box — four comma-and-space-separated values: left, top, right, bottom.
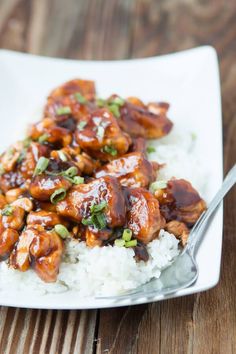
75, 108, 131, 161
10, 226, 38, 271
29, 229, 63, 282
48, 79, 96, 100
94, 152, 157, 188
147, 102, 170, 115
85, 227, 113, 247
129, 137, 147, 154
154, 179, 206, 226
119, 99, 173, 139
125, 188, 165, 244
19, 142, 50, 180
29, 159, 75, 201
0, 142, 49, 193
11, 197, 33, 212
5, 187, 26, 203
75, 153, 100, 176
10, 225, 64, 282
1, 205, 25, 230
29, 174, 71, 201
27, 210, 66, 228
0, 228, 19, 261
56, 176, 126, 228
0, 194, 6, 209
44, 79, 96, 121
165, 220, 189, 246
28, 118, 73, 147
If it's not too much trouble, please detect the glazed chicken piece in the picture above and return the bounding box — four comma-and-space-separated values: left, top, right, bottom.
125, 188, 165, 244
154, 179, 206, 226
118, 98, 173, 139
27, 210, 66, 228
0, 194, 6, 208
75, 108, 131, 161
94, 152, 158, 188
56, 176, 126, 228
44, 79, 96, 121
129, 137, 147, 154
10, 225, 64, 282
85, 227, 113, 247
28, 118, 73, 148
29, 158, 76, 201
0, 228, 19, 261
165, 220, 189, 246
0, 141, 49, 192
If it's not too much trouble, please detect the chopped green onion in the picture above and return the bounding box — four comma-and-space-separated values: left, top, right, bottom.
50, 188, 67, 204
122, 229, 132, 242
81, 217, 94, 226
1, 205, 13, 216
73, 176, 84, 185
102, 145, 117, 156
146, 146, 156, 154
125, 239, 137, 248
108, 104, 120, 118
0, 164, 5, 175
112, 97, 125, 106
74, 92, 87, 104
78, 121, 87, 131
23, 137, 32, 148
96, 98, 106, 107
150, 180, 167, 193
64, 166, 78, 178
114, 239, 125, 247
94, 213, 106, 229
54, 224, 70, 239
58, 151, 67, 162
38, 134, 49, 144
33, 157, 49, 176
56, 106, 71, 115
90, 201, 107, 214
17, 149, 26, 164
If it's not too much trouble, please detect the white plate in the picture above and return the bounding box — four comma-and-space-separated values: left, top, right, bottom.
0, 46, 223, 309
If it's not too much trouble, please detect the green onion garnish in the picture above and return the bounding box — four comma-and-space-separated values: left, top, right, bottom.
58, 151, 67, 162
102, 145, 117, 156
94, 213, 106, 229
23, 137, 32, 148
33, 157, 49, 176
108, 104, 120, 118
54, 224, 70, 239
78, 121, 87, 131
64, 166, 78, 178
1, 205, 13, 216
122, 229, 132, 242
17, 149, 26, 164
150, 180, 167, 193
38, 134, 49, 144
56, 106, 71, 115
114, 239, 125, 247
96, 98, 106, 107
146, 146, 156, 154
73, 176, 84, 185
50, 188, 67, 204
125, 239, 137, 248
112, 97, 125, 106
90, 201, 107, 213
74, 92, 87, 104
81, 217, 94, 226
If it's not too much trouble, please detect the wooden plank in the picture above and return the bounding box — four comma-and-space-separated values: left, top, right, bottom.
0, 0, 235, 353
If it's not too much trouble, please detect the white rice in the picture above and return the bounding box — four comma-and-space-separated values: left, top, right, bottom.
0, 126, 206, 297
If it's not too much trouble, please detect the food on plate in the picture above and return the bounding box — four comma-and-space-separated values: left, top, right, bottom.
0, 78, 206, 295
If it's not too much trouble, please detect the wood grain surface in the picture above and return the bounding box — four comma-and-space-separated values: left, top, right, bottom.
0, 0, 236, 353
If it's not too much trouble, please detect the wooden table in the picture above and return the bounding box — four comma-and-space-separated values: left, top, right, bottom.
0, 0, 236, 353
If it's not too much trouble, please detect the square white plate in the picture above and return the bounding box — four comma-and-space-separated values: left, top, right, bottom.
0, 46, 223, 309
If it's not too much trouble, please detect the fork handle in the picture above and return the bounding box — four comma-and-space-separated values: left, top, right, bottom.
186, 164, 236, 255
